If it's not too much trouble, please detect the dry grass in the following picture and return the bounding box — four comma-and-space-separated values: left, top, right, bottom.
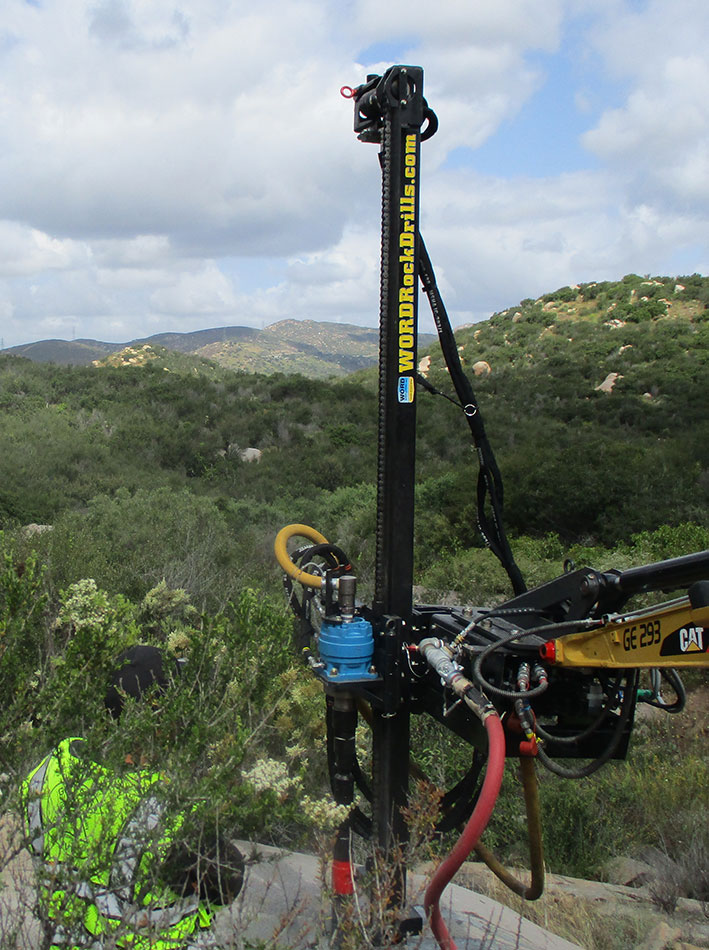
449, 861, 709, 950
473, 878, 651, 950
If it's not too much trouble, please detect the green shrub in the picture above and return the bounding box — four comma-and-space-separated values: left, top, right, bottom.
46, 487, 238, 611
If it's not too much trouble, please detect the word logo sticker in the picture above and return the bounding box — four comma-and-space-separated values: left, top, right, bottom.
398, 376, 414, 404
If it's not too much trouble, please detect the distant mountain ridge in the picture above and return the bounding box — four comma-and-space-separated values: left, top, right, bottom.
5, 272, 707, 380
3, 320, 434, 379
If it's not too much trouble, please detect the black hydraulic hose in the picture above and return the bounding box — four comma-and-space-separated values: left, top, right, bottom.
439, 755, 484, 809
351, 760, 373, 804
418, 235, 525, 597
534, 674, 623, 746
363, 691, 486, 835
296, 542, 352, 573
535, 672, 638, 779
326, 694, 359, 805
435, 756, 485, 834
642, 668, 686, 713
326, 696, 373, 807
470, 620, 638, 779
471, 619, 604, 700
349, 806, 373, 838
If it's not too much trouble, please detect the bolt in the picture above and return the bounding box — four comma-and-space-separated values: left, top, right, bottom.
369, 665, 376, 675
330, 667, 339, 677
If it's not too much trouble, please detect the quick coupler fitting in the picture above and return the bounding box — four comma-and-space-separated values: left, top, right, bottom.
418, 638, 463, 688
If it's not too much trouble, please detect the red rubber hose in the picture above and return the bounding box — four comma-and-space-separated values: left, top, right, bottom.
424, 712, 506, 950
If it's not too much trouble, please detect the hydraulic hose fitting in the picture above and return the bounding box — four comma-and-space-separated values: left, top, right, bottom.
511, 700, 539, 757
517, 662, 531, 692
531, 664, 548, 688
418, 638, 463, 688
420, 639, 500, 723
462, 684, 498, 722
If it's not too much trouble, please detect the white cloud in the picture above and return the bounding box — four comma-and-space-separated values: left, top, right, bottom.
225, 225, 382, 329
421, 170, 617, 317
581, 1, 709, 216
91, 235, 172, 269
583, 55, 709, 211
353, 1, 566, 162
353, 0, 563, 49
0, 0, 707, 349
0, 222, 87, 277
421, 161, 709, 319
0, 0, 364, 252
149, 262, 238, 316
586, 0, 709, 82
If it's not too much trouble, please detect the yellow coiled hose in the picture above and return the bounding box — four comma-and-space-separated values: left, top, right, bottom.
274, 523, 330, 589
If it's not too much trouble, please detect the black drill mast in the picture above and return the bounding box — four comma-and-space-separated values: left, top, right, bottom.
353, 66, 428, 918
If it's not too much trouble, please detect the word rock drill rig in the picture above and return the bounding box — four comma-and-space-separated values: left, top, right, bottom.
274, 66, 709, 950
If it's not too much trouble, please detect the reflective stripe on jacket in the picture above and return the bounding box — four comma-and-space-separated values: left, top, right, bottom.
21, 738, 212, 949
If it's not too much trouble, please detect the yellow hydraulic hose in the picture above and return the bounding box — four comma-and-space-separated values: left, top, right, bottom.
274, 523, 330, 589
474, 756, 545, 900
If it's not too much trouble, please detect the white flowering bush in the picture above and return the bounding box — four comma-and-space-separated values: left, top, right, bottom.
242, 757, 302, 798
0, 530, 339, 855
56, 578, 116, 631
300, 796, 350, 832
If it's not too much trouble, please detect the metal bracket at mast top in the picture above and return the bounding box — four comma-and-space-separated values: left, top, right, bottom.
351, 66, 428, 143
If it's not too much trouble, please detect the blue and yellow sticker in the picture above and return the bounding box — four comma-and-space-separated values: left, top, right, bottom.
398, 376, 414, 403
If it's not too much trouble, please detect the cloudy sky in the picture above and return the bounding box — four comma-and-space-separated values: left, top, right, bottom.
1, 0, 708, 348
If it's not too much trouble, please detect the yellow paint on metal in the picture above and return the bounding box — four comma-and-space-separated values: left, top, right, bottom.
552, 599, 709, 668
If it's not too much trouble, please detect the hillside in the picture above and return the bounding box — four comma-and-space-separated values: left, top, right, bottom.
0, 271, 707, 593
3, 319, 434, 379
2, 337, 123, 363
414, 273, 709, 544
428, 272, 708, 396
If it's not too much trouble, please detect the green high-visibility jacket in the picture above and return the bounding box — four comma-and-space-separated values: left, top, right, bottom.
22, 738, 214, 949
